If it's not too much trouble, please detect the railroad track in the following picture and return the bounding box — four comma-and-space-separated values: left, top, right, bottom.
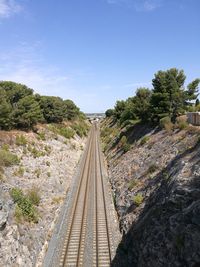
50, 124, 112, 267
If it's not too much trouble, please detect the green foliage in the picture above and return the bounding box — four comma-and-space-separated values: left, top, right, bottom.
27, 187, 40, 206
128, 179, 139, 190
185, 79, 200, 105
1, 144, 9, 151
16, 135, 27, 146
119, 135, 131, 152
151, 68, 186, 123
133, 193, 144, 206
13, 95, 43, 129
148, 164, 157, 174
176, 117, 188, 130
0, 81, 83, 130
159, 116, 174, 132
134, 88, 152, 122
107, 68, 199, 127
10, 187, 40, 223
0, 89, 12, 130
37, 131, 46, 141
0, 149, 20, 167
10, 188, 23, 202
140, 136, 150, 145
71, 121, 89, 137
59, 127, 75, 139
63, 99, 80, 120
39, 96, 64, 123
105, 109, 114, 117
30, 147, 45, 158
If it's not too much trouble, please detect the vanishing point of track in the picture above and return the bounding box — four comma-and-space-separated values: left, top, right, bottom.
57, 123, 112, 267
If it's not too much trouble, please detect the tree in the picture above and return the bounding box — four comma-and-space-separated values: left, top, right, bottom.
13, 95, 43, 129
0, 81, 33, 106
151, 68, 186, 123
0, 89, 12, 130
114, 100, 126, 120
134, 88, 151, 122
105, 109, 114, 117
185, 79, 200, 106
119, 98, 136, 124
63, 99, 80, 120
39, 96, 64, 123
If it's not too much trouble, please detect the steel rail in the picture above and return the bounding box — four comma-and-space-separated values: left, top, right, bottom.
59, 127, 94, 266
95, 125, 112, 265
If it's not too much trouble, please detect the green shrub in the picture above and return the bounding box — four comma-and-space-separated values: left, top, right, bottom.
176, 117, 188, 130
128, 179, 139, 190
1, 144, 9, 151
10, 187, 24, 203
59, 127, 75, 139
72, 122, 89, 137
119, 135, 131, 152
47, 172, 51, 177
124, 143, 131, 152
16, 135, 27, 146
100, 127, 113, 139
148, 164, 157, 174
0, 149, 20, 167
140, 136, 150, 145
133, 193, 144, 206
37, 132, 46, 141
27, 187, 40, 206
160, 117, 174, 132
10, 187, 39, 223
31, 147, 45, 158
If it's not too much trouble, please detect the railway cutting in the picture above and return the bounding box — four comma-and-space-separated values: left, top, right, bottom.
43, 123, 119, 267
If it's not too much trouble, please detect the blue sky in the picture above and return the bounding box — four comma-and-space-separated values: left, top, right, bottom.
0, 0, 199, 112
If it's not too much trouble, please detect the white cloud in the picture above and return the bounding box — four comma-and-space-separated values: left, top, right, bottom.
0, 42, 100, 112
0, 0, 22, 18
0, 42, 71, 97
106, 0, 163, 11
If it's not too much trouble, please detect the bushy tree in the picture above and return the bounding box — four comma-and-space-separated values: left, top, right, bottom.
151, 68, 186, 122
0, 90, 12, 130
105, 109, 114, 117
114, 100, 126, 120
13, 95, 43, 129
185, 79, 200, 106
0, 81, 33, 105
120, 98, 137, 124
63, 99, 80, 120
134, 88, 151, 122
39, 96, 64, 123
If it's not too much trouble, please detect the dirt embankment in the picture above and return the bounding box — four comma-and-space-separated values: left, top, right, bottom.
0, 125, 87, 267
101, 119, 200, 267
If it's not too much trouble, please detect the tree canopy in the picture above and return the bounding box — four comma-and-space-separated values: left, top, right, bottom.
106, 68, 200, 126
0, 81, 82, 130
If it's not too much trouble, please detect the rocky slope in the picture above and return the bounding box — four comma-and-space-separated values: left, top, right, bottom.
0, 125, 86, 267
101, 119, 200, 267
